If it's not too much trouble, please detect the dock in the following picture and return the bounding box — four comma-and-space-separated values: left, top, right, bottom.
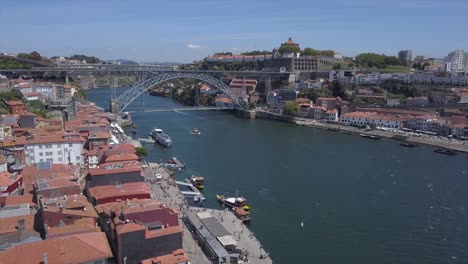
144, 163, 272, 264
138, 137, 156, 144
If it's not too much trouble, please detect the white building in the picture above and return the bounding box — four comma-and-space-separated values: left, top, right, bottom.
447, 49, 465, 72
340, 112, 403, 129
294, 80, 322, 90
325, 109, 338, 121
24, 133, 85, 166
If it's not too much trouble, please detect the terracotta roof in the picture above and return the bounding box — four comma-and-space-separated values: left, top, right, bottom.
6, 101, 24, 106
88, 182, 151, 201
104, 153, 139, 163
0, 194, 36, 208
21, 164, 80, 193
95, 199, 163, 215
0, 215, 36, 235
283, 37, 297, 45
26, 134, 85, 145
215, 98, 231, 104
141, 249, 191, 264
145, 226, 182, 239
115, 222, 145, 234
0, 232, 113, 264
46, 218, 100, 237
0, 172, 21, 187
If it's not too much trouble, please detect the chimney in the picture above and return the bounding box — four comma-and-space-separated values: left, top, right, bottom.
17, 219, 25, 230
43, 253, 48, 264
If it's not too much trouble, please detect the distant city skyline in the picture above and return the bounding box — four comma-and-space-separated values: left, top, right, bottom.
0, 0, 467, 63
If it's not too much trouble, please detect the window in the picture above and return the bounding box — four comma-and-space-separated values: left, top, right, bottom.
69, 143, 73, 147
46, 152, 53, 156
46, 158, 53, 162
76, 156, 81, 161
58, 157, 63, 162
40, 159, 44, 162
45, 144, 52, 149
57, 151, 62, 155
39, 152, 43, 157
39, 145, 43, 149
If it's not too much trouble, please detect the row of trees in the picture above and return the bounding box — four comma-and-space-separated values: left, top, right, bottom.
241, 50, 272, 56
354, 53, 402, 68
302, 48, 335, 57
0, 58, 32, 69
17, 51, 42, 61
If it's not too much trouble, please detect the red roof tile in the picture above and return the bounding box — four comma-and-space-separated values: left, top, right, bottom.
0, 215, 35, 235
0, 232, 113, 264
141, 249, 190, 264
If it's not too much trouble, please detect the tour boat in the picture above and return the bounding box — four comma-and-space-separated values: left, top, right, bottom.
150, 128, 172, 147
190, 175, 204, 190
191, 128, 201, 135
216, 194, 251, 211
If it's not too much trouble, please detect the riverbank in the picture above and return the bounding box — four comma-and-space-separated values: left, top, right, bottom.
144, 162, 273, 264
252, 109, 468, 154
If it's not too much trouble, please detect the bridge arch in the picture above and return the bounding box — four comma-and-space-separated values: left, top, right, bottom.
114, 72, 244, 113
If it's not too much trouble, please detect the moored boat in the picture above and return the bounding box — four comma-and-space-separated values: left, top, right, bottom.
216, 194, 251, 211
434, 147, 456, 155
360, 133, 381, 140
400, 142, 420, 148
234, 207, 251, 222
190, 175, 204, 190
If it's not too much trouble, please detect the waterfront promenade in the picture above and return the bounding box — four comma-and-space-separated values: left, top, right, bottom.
294, 118, 468, 153
254, 110, 468, 153
144, 162, 273, 264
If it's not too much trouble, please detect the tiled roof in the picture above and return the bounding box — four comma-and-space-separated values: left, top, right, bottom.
141, 249, 190, 264
104, 153, 139, 163
89, 164, 142, 176
0, 172, 21, 187
0, 194, 36, 208
0, 232, 113, 263
46, 218, 100, 237
88, 182, 151, 201
0, 215, 36, 235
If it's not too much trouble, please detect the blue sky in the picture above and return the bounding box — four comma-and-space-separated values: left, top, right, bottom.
0, 0, 467, 63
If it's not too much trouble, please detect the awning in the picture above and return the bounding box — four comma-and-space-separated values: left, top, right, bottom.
217, 235, 237, 247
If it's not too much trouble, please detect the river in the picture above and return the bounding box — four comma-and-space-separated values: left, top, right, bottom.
87, 87, 468, 264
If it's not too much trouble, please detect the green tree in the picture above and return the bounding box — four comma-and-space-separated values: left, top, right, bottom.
283, 101, 299, 116
278, 45, 301, 54
332, 63, 342, 70
28, 100, 45, 110
241, 50, 272, 56
135, 147, 148, 158
30, 51, 42, 60
330, 81, 346, 98
0, 89, 24, 101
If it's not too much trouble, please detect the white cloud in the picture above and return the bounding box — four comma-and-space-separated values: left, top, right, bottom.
186, 43, 206, 49
231, 47, 239, 51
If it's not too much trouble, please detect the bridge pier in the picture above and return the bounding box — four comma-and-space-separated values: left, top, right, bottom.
109, 99, 119, 114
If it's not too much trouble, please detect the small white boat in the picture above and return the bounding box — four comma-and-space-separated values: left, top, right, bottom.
190, 128, 201, 135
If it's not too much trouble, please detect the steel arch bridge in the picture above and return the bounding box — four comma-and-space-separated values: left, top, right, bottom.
113, 72, 245, 113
